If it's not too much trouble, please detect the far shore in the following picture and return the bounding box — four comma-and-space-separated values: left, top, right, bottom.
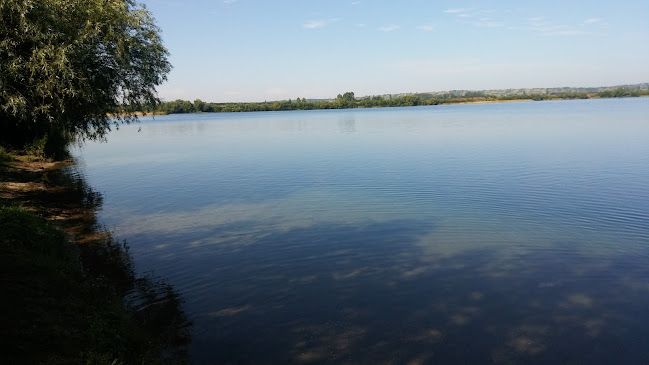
121, 92, 649, 116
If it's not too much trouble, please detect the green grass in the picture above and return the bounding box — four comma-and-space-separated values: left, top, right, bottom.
0, 146, 14, 166
0, 201, 190, 364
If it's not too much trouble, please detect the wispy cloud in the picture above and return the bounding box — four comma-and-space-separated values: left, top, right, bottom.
303, 17, 340, 29
417, 24, 435, 31
351, 1, 361, 5
527, 16, 587, 36
443, 9, 597, 35
223, 0, 238, 4
378, 24, 400, 32
444, 8, 504, 28
356, 23, 366, 28
583, 18, 607, 27
444, 8, 468, 14
303, 20, 326, 29
583, 18, 602, 24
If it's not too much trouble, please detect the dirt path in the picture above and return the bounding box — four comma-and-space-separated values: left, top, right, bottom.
0, 156, 105, 243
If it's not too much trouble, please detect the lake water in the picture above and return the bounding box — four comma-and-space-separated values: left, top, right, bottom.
73, 98, 649, 364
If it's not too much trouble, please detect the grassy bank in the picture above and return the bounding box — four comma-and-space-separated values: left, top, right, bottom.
0, 148, 191, 364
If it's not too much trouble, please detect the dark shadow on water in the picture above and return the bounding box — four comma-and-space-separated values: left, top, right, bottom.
63, 166, 195, 363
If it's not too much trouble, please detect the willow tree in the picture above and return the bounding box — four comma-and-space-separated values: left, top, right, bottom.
0, 0, 171, 157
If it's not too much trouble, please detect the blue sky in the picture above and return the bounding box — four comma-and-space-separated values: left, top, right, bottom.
144, 0, 649, 102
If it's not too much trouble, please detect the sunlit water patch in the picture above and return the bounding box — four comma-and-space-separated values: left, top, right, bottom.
73, 98, 649, 364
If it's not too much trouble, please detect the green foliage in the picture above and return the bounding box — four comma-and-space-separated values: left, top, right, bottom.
597, 88, 648, 98
23, 129, 73, 161
193, 99, 206, 112
0, 204, 113, 363
464, 90, 486, 98
159, 99, 195, 114
0, 146, 13, 166
0, 0, 171, 154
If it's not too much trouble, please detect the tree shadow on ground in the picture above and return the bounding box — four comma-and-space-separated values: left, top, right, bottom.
1, 159, 193, 363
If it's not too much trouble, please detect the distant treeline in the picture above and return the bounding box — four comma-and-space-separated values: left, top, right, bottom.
138, 88, 649, 115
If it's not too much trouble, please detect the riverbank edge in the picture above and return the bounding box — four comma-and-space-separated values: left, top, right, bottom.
140, 93, 649, 116
0, 150, 190, 364
107, 111, 169, 117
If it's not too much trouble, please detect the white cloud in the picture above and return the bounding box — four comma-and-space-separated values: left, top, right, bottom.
351, 1, 361, 5
444, 8, 504, 28
303, 18, 340, 29
527, 17, 587, 36
417, 24, 435, 31
223, 0, 238, 4
378, 24, 400, 32
303, 20, 326, 29
583, 18, 602, 24
582, 18, 608, 27
444, 8, 467, 14
356, 23, 366, 28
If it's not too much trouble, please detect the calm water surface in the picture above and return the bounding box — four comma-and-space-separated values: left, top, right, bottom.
73, 98, 649, 364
